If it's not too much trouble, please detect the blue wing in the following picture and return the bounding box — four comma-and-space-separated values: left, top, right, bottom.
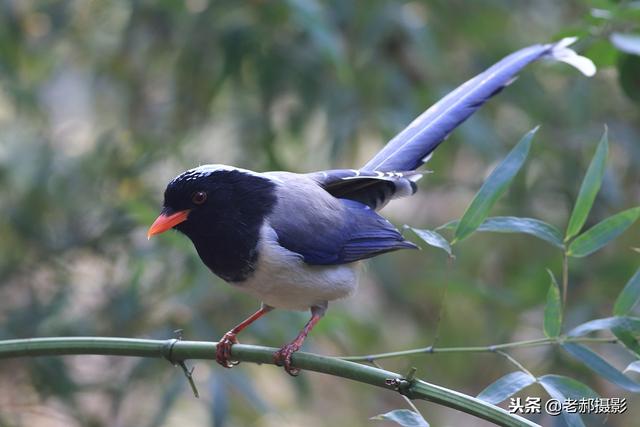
272, 198, 417, 265
335, 199, 417, 263
307, 169, 422, 210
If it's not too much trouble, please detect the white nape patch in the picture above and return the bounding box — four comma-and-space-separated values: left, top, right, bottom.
176, 164, 283, 183
233, 224, 360, 310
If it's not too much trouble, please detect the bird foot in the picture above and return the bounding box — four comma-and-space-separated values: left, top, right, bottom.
273, 342, 302, 376
216, 332, 240, 368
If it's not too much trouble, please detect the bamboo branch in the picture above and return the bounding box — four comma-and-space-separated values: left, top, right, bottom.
0, 337, 537, 427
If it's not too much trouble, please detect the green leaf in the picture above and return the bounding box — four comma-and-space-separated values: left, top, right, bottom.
624, 361, 640, 374
538, 375, 599, 427
371, 409, 429, 427
407, 227, 452, 257
618, 54, 640, 106
477, 371, 536, 405
544, 270, 563, 338
436, 220, 458, 231
453, 128, 536, 243
565, 129, 609, 241
567, 207, 640, 257
567, 316, 640, 336
538, 375, 599, 399
612, 328, 640, 358
614, 267, 640, 316
566, 315, 640, 357
440, 217, 564, 249
561, 343, 640, 392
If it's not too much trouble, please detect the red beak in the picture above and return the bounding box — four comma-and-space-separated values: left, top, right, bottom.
147, 210, 190, 239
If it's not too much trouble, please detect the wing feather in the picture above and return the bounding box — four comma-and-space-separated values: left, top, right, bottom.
308, 169, 422, 210
267, 175, 416, 265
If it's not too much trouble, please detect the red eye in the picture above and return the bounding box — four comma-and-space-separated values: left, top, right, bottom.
192, 191, 207, 205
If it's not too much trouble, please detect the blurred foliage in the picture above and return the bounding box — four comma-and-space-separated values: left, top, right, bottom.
409, 127, 639, 427
0, 0, 639, 426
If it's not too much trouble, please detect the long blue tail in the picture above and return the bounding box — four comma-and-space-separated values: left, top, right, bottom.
362, 38, 595, 173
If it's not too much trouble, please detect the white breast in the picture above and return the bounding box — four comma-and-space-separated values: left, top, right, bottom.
232, 224, 360, 310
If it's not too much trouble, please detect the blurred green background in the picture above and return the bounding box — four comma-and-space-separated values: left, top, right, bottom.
1, 1, 639, 426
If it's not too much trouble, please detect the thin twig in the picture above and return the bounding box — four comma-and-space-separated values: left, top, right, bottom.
495, 350, 536, 379
341, 336, 618, 362
430, 256, 454, 349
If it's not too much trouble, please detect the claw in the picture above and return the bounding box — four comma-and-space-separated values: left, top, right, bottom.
216, 332, 240, 368
273, 343, 301, 376
213, 306, 273, 370
272, 305, 326, 376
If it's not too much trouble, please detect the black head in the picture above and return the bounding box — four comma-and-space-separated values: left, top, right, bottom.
148, 165, 277, 281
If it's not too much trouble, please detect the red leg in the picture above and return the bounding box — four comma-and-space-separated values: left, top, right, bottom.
216, 305, 272, 368
274, 304, 326, 376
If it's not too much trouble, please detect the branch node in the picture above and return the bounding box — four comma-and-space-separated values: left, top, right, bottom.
385, 373, 419, 399
162, 338, 180, 365
163, 331, 200, 398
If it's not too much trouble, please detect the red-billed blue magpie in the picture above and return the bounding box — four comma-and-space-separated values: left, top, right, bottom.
148, 39, 594, 375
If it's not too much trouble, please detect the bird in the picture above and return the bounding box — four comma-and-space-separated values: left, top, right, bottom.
147, 38, 594, 375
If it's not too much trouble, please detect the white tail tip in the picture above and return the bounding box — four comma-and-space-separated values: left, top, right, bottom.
550, 37, 597, 77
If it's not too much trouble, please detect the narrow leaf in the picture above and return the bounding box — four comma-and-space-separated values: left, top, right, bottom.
565, 129, 609, 241
567, 316, 640, 336
407, 227, 452, 257
453, 128, 536, 243
624, 361, 640, 374
614, 267, 640, 316
538, 375, 599, 399
538, 375, 599, 427
565, 314, 640, 357
613, 327, 640, 358
562, 343, 640, 392
544, 270, 563, 338
567, 207, 640, 257
436, 220, 458, 231
477, 371, 535, 405
371, 409, 429, 427
439, 217, 563, 248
